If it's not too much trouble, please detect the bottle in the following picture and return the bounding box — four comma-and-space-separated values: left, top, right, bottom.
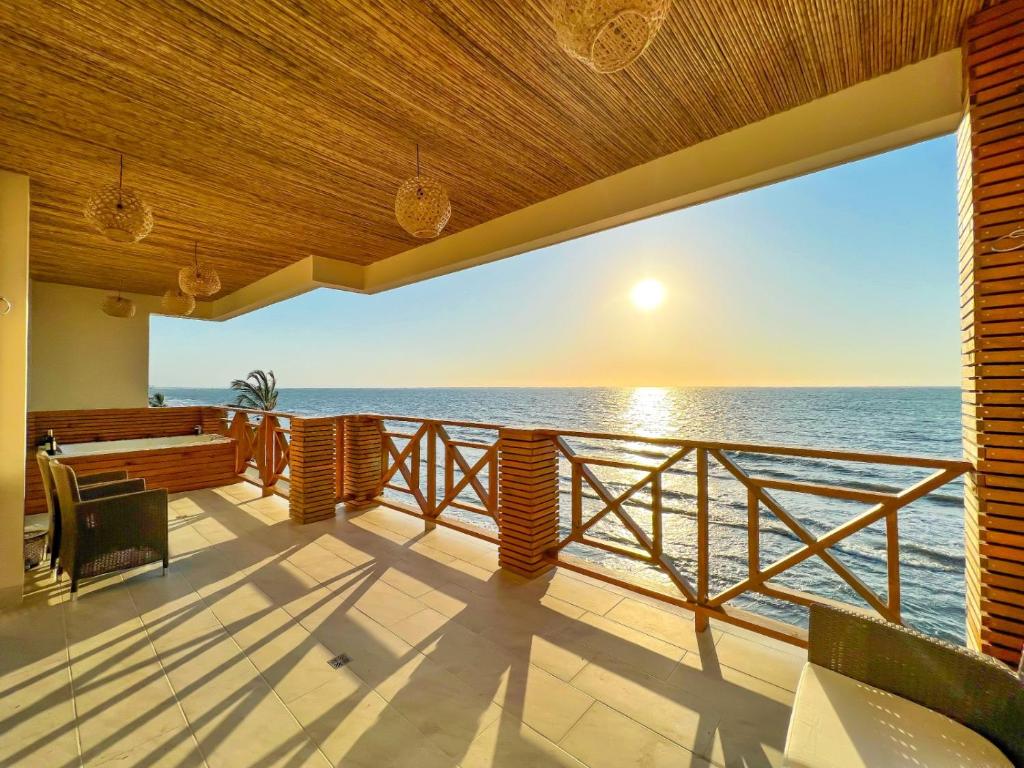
51, 432, 60, 455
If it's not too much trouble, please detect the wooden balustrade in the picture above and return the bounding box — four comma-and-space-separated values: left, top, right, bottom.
223, 406, 292, 497
53, 405, 973, 651
371, 415, 502, 543
538, 429, 971, 646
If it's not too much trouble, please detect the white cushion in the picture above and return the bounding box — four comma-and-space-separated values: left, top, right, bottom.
784, 663, 1011, 768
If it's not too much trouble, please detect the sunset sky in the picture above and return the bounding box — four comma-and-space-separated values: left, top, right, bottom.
151, 135, 959, 388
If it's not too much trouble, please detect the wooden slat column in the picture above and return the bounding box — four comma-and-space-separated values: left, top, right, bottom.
960, 0, 1024, 667
498, 428, 558, 578
342, 415, 383, 508
288, 417, 337, 524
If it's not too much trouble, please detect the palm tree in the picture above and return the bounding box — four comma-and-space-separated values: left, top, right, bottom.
148, 392, 167, 407
229, 369, 279, 411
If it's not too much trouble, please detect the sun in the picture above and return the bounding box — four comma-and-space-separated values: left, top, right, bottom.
630, 279, 665, 312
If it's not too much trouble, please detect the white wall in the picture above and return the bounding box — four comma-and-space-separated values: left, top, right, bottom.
0, 171, 30, 607
29, 282, 158, 411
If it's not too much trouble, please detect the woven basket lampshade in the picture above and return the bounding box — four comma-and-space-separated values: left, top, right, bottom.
178, 241, 221, 297
552, 0, 671, 73
84, 155, 154, 243
395, 145, 451, 239
101, 294, 137, 319
161, 286, 196, 316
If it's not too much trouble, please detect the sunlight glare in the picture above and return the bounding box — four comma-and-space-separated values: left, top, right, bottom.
630, 279, 665, 312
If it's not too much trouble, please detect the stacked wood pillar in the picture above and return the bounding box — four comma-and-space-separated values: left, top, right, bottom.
288, 417, 337, 524
960, 0, 1024, 667
497, 428, 559, 577
342, 415, 383, 508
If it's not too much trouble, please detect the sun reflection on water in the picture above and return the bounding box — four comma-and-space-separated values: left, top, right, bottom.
624, 386, 673, 437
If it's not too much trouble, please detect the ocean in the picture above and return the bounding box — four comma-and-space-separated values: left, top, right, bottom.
155, 386, 966, 643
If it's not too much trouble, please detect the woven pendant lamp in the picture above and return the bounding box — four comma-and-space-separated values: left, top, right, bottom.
395, 144, 451, 239
101, 292, 136, 319
178, 242, 221, 297
552, 0, 671, 73
161, 286, 196, 316
84, 155, 154, 243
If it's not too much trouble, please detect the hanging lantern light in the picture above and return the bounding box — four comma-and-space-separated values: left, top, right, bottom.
161, 286, 196, 316
178, 241, 221, 297
84, 154, 154, 243
101, 292, 136, 319
395, 144, 451, 239
552, 0, 671, 73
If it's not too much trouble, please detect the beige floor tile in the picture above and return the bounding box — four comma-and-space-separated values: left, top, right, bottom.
0, 730, 80, 768
554, 610, 686, 680
303, 604, 418, 688
561, 702, 715, 768
493, 663, 594, 743
571, 662, 718, 758
605, 598, 720, 654
373, 653, 504, 758
86, 728, 207, 768
670, 656, 793, 766
0, 651, 79, 766
348, 579, 427, 628
287, 676, 456, 768
711, 633, 805, 692
247, 559, 321, 607
461, 716, 585, 768
524, 571, 624, 615
229, 608, 338, 703
75, 676, 191, 767
188, 680, 330, 768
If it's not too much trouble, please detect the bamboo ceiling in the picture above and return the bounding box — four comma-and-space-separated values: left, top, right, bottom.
0, 0, 982, 297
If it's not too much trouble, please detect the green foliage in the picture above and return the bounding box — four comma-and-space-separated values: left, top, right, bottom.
229, 369, 279, 411
148, 392, 167, 407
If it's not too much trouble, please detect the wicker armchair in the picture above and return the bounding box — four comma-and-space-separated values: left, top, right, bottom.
798, 604, 1023, 766
36, 451, 136, 571
50, 461, 169, 597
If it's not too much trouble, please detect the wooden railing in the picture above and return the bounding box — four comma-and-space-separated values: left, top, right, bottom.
539, 428, 971, 643
373, 415, 501, 543
207, 407, 972, 645
222, 406, 293, 496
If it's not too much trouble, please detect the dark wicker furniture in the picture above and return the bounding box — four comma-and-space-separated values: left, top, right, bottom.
808, 604, 1024, 766
50, 461, 169, 597
36, 451, 135, 571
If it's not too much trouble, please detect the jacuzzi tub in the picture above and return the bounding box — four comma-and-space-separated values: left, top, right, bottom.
51, 433, 238, 496
57, 433, 230, 457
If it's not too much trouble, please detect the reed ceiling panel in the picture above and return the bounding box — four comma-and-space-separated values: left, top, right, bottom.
0, 0, 981, 296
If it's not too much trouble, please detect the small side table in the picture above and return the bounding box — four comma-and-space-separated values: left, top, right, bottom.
24, 526, 47, 570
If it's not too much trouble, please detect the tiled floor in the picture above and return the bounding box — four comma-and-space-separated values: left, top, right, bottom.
0, 484, 806, 767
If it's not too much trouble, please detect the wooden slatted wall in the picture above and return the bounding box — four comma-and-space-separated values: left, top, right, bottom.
960, 0, 1024, 667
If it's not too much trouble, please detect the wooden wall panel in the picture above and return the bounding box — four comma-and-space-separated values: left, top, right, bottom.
25, 406, 229, 515
961, 0, 1024, 668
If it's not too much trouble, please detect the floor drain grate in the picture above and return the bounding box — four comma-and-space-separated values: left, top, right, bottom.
327, 653, 352, 670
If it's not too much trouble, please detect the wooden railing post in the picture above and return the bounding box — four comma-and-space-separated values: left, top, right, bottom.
695, 447, 710, 632
256, 413, 278, 495
960, 1, 1024, 668
497, 427, 558, 578
288, 416, 336, 524
342, 415, 383, 508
